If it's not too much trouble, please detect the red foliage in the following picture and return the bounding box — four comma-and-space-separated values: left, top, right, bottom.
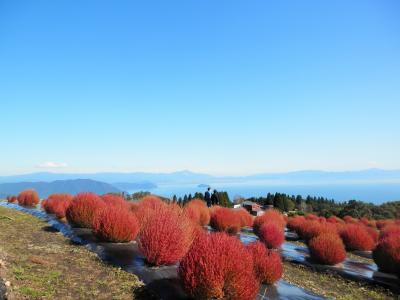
342, 215, 358, 224
359, 217, 370, 226
138, 204, 194, 266
365, 226, 379, 243
253, 209, 285, 234
340, 224, 375, 251
178, 232, 259, 300
184, 205, 201, 225
305, 214, 319, 221
6, 195, 17, 203
66, 193, 106, 228
42, 193, 73, 219
101, 194, 129, 209
93, 206, 139, 242
287, 216, 306, 231
376, 219, 394, 229
210, 207, 241, 235
308, 233, 346, 265
235, 208, 254, 227
185, 199, 210, 226
130, 195, 166, 232
327, 216, 343, 224
296, 221, 337, 243
17, 189, 40, 207
373, 234, 400, 275
379, 225, 400, 240
247, 241, 283, 284
258, 222, 284, 249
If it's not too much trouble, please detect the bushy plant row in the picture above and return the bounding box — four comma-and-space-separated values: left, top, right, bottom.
373, 222, 400, 276
178, 232, 283, 299
209, 206, 254, 235
17, 189, 40, 207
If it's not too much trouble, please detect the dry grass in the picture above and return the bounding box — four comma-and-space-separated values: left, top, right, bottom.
0, 206, 149, 300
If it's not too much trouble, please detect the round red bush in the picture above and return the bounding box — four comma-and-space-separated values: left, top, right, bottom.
185, 199, 210, 226
327, 216, 343, 224
340, 224, 375, 251
17, 189, 40, 207
235, 208, 254, 227
247, 241, 283, 284
43, 193, 73, 219
101, 194, 129, 209
6, 195, 17, 203
131, 195, 166, 232
253, 209, 285, 235
365, 226, 379, 243
373, 234, 400, 275
296, 221, 337, 243
138, 204, 194, 266
287, 216, 306, 231
178, 232, 259, 300
93, 206, 139, 242
305, 214, 319, 221
342, 215, 358, 224
309, 233, 346, 265
376, 219, 394, 229
210, 207, 241, 235
66, 193, 106, 228
258, 222, 284, 249
379, 225, 400, 240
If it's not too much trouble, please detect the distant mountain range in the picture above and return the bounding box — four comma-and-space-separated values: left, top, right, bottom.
0, 179, 121, 198
0, 169, 400, 186
1, 169, 400, 200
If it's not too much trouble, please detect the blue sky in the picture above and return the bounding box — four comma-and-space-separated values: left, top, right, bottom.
0, 0, 399, 176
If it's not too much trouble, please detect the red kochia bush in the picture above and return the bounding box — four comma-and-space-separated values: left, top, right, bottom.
210, 207, 241, 235
379, 225, 400, 240
340, 224, 375, 251
66, 193, 106, 228
235, 208, 254, 227
376, 219, 394, 229
6, 195, 17, 203
247, 241, 283, 284
253, 209, 286, 235
138, 204, 194, 266
296, 221, 337, 243
42, 193, 73, 219
93, 206, 139, 242
365, 226, 379, 243
178, 232, 259, 300
17, 189, 40, 207
130, 195, 166, 231
258, 222, 284, 249
373, 235, 400, 275
343, 215, 358, 224
287, 216, 306, 231
185, 199, 210, 226
327, 216, 343, 224
308, 234, 346, 265
101, 194, 128, 209
305, 214, 319, 221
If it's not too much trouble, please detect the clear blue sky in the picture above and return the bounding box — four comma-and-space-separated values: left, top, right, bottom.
0, 0, 399, 176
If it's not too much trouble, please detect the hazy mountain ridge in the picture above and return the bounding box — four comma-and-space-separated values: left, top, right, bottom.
1, 169, 399, 185
0, 179, 121, 198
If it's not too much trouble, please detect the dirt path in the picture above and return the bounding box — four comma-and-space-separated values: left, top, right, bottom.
0, 206, 149, 300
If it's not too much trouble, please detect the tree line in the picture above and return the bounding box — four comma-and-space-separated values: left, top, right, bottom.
120, 190, 399, 220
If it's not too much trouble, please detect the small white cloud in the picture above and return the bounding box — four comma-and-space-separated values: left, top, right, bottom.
367, 161, 379, 167
37, 161, 68, 169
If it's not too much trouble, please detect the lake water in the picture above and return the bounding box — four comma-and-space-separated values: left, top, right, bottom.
129, 182, 400, 204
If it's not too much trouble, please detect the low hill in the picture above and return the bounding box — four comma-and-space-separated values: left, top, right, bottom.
0, 179, 121, 198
